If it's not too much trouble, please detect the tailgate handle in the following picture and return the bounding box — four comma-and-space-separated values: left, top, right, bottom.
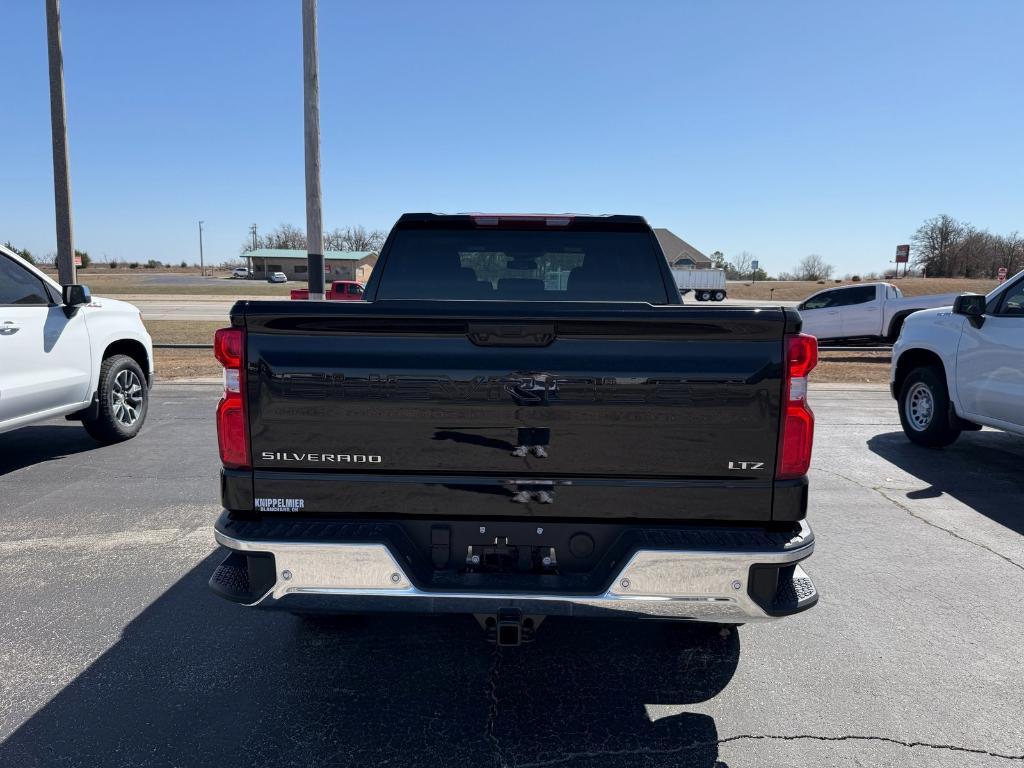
467, 323, 556, 347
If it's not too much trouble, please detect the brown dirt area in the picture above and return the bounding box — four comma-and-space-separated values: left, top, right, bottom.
813, 351, 890, 384
155, 349, 222, 380
147, 321, 222, 379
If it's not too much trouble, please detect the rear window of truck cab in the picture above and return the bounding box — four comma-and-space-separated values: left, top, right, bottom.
376, 229, 670, 303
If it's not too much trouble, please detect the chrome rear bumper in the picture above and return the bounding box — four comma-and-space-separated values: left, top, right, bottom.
212, 520, 816, 622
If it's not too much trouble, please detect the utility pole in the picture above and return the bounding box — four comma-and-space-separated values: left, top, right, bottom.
46, 0, 76, 286
249, 223, 257, 277
198, 220, 205, 276
302, 0, 325, 300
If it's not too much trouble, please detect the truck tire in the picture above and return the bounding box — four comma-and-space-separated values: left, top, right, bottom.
699, 291, 711, 301
713, 290, 726, 301
82, 354, 149, 443
897, 367, 960, 447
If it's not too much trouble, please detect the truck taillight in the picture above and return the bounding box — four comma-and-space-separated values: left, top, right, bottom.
214, 327, 249, 469
777, 333, 818, 479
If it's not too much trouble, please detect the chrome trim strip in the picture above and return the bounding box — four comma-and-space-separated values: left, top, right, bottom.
213, 520, 814, 621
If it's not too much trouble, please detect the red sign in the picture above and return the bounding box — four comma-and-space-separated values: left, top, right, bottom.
998, 266, 1008, 283
73, 254, 82, 267
895, 244, 910, 264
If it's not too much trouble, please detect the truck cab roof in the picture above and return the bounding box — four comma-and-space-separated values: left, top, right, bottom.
396, 213, 650, 228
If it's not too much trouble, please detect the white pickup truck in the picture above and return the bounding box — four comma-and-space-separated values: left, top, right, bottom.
797, 282, 960, 343
0, 244, 153, 441
891, 270, 1024, 446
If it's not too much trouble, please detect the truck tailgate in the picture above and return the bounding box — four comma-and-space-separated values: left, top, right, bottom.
237, 301, 792, 521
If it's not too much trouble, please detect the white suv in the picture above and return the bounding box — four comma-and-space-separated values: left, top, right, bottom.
0, 244, 154, 442
891, 270, 1024, 445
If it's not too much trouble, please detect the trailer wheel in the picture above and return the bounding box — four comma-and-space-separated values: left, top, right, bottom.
699, 291, 711, 301
713, 290, 726, 301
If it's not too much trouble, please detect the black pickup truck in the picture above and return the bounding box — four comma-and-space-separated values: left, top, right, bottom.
209, 213, 819, 644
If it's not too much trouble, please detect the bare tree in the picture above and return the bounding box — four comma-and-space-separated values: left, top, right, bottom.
910, 214, 1024, 278
730, 251, 754, 279
261, 223, 307, 250
793, 254, 834, 281
240, 223, 307, 253
244, 223, 387, 255
911, 215, 967, 277
325, 225, 386, 252
991, 232, 1024, 277
952, 228, 996, 278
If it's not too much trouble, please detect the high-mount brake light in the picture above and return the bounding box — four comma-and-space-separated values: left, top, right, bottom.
214, 327, 249, 469
776, 333, 818, 479
471, 214, 575, 227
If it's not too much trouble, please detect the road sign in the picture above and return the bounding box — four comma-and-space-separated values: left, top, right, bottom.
998, 266, 1008, 283
73, 253, 82, 267
751, 260, 759, 270
895, 245, 910, 264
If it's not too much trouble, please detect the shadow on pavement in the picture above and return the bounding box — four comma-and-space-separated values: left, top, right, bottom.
0, 425, 102, 477
0, 553, 739, 767
868, 430, 1024, 536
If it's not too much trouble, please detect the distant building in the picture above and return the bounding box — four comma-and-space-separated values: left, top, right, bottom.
247, 249, 378, 282
653, 229, 712, 269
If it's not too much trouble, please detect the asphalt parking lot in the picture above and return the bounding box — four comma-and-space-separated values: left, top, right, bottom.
1, 383, 1021, 767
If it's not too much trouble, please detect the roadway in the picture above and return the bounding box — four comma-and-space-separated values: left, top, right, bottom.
0, 384, 1020, 766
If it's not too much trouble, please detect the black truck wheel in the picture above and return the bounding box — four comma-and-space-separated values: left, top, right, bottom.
83, 354, 149, 443
897, 366, 960, 447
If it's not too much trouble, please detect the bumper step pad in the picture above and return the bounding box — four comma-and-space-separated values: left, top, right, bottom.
773, 567, 817, 613
209, 550, 274, 604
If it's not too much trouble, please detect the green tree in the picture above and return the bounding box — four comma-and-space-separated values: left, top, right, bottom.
3, 242, 35, 264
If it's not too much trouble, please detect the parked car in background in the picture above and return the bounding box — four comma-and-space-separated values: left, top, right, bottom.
891, 270, 1024, 446
290, 280, 365, 301
672, 267, 727, 301
268, 272, 288, 283
232, 267, 251, 279
798, 282, 960, 343
0, 243, 153, 441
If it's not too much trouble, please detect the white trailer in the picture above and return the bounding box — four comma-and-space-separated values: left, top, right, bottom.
672, 268, 727, 301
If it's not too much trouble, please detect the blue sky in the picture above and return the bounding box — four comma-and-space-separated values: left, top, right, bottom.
2, 0, 1022, 275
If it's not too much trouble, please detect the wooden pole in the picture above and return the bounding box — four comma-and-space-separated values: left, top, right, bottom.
198, 220, 205, 276
46, 0, 76, 286
302, 0, 325, 300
